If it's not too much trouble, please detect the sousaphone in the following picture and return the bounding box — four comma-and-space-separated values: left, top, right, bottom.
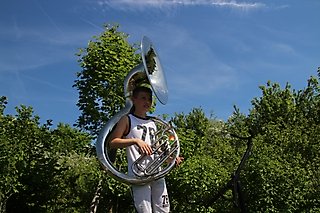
96, 36, 180, 185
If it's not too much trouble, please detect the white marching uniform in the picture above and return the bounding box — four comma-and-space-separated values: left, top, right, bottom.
125, 114, 170, 213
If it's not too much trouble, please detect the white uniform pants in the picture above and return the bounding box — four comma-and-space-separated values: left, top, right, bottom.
131, 178, 170, 213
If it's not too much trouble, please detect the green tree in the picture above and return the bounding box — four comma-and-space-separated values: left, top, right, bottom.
166, 108, 249, 212
0, 99, 104, 213
73, 23, 140, 136
239, 69, 320, 212
0, 97, 22, 212
73, 23, 145, 212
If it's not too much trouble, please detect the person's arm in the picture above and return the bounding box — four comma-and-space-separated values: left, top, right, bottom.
109, 116, 153, 155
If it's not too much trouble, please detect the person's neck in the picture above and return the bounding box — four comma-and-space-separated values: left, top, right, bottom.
133, 111, 147, 118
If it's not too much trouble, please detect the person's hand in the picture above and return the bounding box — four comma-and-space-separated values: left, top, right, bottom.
135, 139, 153, 155
175, 156, 184, 166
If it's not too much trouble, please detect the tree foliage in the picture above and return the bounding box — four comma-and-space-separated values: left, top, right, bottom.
73, 23, 140, 136
166, 108, 248, 212
240, 70, 320, 212
0, 99, 104, 213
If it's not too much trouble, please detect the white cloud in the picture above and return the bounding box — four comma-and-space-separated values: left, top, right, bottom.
271, 43, 296, 55
98, 0, 266, 11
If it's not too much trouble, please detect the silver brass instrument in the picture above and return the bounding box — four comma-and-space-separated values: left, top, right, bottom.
96, 36, 180, 185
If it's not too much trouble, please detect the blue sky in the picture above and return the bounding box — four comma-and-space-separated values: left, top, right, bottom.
1, 0, 319, 126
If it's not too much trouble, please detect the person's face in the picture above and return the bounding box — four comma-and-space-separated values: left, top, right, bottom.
132, 91, 152, 113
